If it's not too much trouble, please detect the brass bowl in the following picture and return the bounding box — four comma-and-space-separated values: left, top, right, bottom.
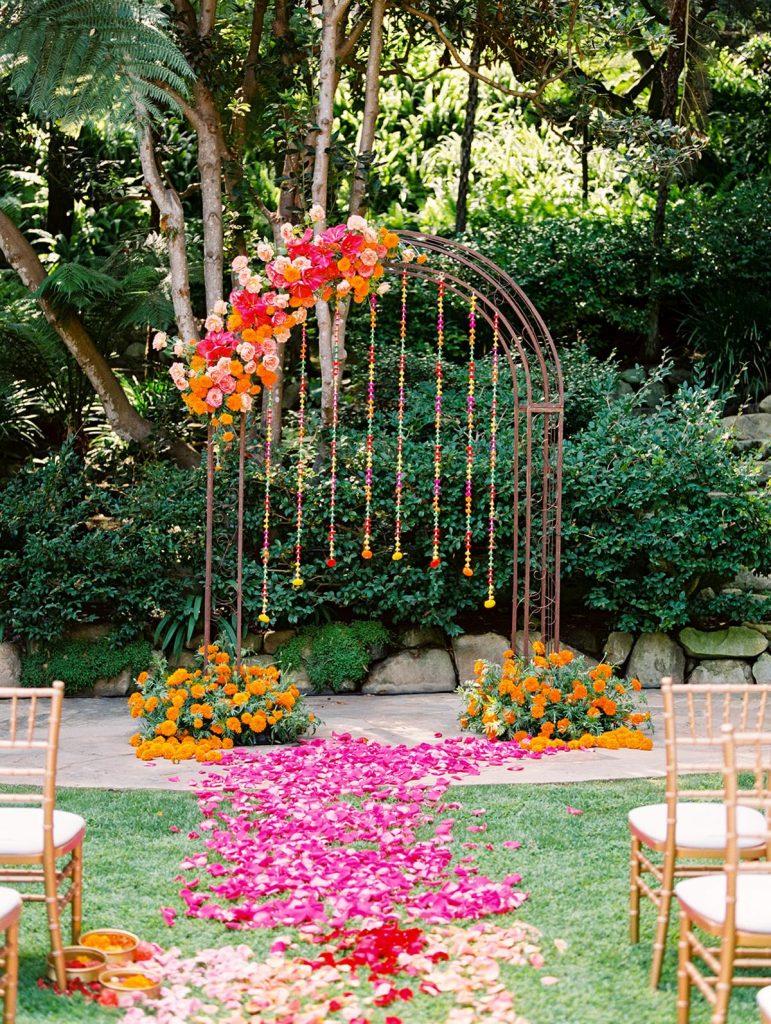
47, 946, 108, 983
80, 928, 139, 964
98, 966, 161, 1000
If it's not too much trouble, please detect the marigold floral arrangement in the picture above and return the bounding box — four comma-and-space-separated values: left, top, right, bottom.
457, 642, 652, 753
152, 209, 421, 432
128, 644, 318, 762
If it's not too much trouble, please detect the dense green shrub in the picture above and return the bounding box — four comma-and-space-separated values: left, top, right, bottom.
276, 621, 390, 693
0, 380, 767, 643
561, 384, 771, 632
21, 634, 151, 694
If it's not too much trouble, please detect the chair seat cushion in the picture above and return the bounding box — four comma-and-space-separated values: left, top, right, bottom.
0, 886, 22, 928
758, 986, 771, 1020
0, 808, 85, 857
676, 874, 771, 934
628, 802, 767, 851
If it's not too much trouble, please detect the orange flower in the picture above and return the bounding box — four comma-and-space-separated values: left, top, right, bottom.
614, 683, 626, 694
137, 671, 149, 686
532, 640, 546, 656
587, 707, 600, 719
523, 676, 540, 693
539, 721, 555, 737
557, 717, 571, 732
631, 678, 642, 692
533, 656, 549, 669
191, 684, 205, 699
593, 679, 606, 694
572, 682, 588, 700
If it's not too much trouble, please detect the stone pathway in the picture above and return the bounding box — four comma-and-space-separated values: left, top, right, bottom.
50, 692, 669, 791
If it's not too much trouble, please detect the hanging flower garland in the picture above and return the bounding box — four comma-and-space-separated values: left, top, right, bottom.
292, 324, 308, 589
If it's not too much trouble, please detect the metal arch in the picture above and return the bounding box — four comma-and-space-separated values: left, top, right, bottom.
392, 233, 564, 652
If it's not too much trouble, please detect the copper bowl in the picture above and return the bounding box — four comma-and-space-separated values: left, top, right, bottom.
98, 966, 161, 1000
47, 946, 108, 983
80, 928, 139, 964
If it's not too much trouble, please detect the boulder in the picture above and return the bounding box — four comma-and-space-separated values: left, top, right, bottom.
399, 625, 446, 649
721, 413, 771, 444
560, 626, 601, 657
620, 367, 646, 387
679, 626, 768, 660
242, 632, 263, 653
0, 643, 21, 686
627, 633, 685, 688
744, 622, 771, 638
513, 630, 542, 658
639, 380, 667, 408
688, 659, 754, 686
560, 644, 599, 668
93, 667, 132, 697
603, 631, 635, 668
363, 648, 456, 695
752, 652, 771, 685
263, 629, 297, 655
733, 570, 771, 594
123, 341, 146, 365
452, 632, 511, 685
67, 623, 115, 641
759, 395, 771, 414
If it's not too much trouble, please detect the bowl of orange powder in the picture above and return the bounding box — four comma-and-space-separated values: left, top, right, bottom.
98, 966, 161, 999
80, 928, 138, 964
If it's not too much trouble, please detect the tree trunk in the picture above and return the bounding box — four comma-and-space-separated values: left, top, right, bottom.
195, 85, 225, 311
0, 210, 198, 467
455, 15, 483, 235
644, 0, 688, 363
348, 0, 386, 217
137, 124, 199, 344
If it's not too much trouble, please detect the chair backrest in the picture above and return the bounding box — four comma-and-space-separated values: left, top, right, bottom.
721, 724, 771, 931
0, 683, 64, 829
662, 680, 771, 804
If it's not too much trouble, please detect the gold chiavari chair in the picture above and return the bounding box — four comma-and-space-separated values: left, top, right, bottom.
0, 888, 21, 1024
676, 724, 771, 1024
0, 683, 85, 988
629, 681, 771, 988
759, 985, 771, 1024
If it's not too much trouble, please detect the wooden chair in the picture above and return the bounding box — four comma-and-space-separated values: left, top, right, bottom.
0, 888, 21, 1024
759, 985, 771, 1024
629, 680, 770, 988
676, 724, 771, 1024
0, 683, 85, 988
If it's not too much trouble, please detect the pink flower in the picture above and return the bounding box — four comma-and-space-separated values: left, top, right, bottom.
152, 331, 167, 350
240, 394, 253, 412
309, 204, 325, 223
232, 255, 249, 272
238, 342, 255, 362
237, 268, 251, 286
213, 299, 228, 315
219, 375, 237, 395
263, 354, 280, 372
206, 387, 223, 408
159, 906, 176, 927
257, 241, 274, 262
347, 214, 368, 232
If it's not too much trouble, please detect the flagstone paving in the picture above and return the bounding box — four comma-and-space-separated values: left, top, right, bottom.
46, 691, 671, 790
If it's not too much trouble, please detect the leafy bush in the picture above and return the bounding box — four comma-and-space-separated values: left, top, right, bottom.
561, 383, 771, 632
21, 634, 151, 694
276, 621, 390, 693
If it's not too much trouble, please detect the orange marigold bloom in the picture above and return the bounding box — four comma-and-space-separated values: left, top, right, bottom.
137, 671, 149, 686
533, 656, 549, 669
548, 688, 561, 703
191, 684, 205, 699
593, 679, 606, 694
532, 640, 546, 656
145, 696, 159, 712
226, 716, 241, 733
540, 721, 555, 737
250, 712, 267, 733
193, 717, 203, 729
523, 676, 540, 693
530, 703, 546, 720
587, 707, 600, 719
572, 682, 588, 699
631, 678, 642, 692
615, 683, 626, 694
557, 717, 571, 732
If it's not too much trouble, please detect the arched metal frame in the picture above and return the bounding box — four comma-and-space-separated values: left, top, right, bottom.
392, 232, 564, 652
201, 232, 563, 669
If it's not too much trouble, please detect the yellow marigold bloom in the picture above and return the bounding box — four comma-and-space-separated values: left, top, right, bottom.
533, 655, 549, 669
193, 717, 203, 729
473, 659, 486, 676
248, 680, 266, 697
532, 640, 546, 656
166, 707, 180, 721
129, 733, 142, 747
232, 691, 249, 706
155, 720, 176, 737
201, 704, 213, 719
226, 717, 242, 733
191, 684, 205, 699
167, 668, 190, 687
222, 737, 234, 749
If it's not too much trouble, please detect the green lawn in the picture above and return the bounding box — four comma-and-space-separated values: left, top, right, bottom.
12, 779, 764, 1024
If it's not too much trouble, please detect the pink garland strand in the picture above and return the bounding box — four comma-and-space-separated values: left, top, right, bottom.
326, 303, 341, 568
258, 401, 273, 625
429, 276, 445, 568
463, 294, 477, 577
392, 270, 408, 562
292, 326, 308, 588
362, 296, 377, 560
485, 314, 499, 609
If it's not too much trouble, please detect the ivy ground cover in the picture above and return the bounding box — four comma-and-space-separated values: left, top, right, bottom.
11, 762, 763, 1023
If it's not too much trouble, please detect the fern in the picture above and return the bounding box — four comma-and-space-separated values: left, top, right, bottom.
0, 0, 193, 130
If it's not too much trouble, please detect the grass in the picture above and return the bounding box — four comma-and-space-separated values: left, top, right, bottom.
11, 778, 765, 1024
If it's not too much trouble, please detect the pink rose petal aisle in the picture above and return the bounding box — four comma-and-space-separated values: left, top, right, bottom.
120, 734, 564, 1023
178, 733, 558, 928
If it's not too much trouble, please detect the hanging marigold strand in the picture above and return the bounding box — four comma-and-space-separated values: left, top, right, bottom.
485, 313, 500, 609
326, 302, 341, 568
462, 293, 477, 577
258, 399, 274, 625
362, 295, 377, 560
392, 269, 408, 561
292, 325, 308, 588
429, 275, 445, 568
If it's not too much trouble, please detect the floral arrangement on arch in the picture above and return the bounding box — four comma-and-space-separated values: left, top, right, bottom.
128, 643, 318, 762
152, 209, 418, 428
457, 642, 652, 753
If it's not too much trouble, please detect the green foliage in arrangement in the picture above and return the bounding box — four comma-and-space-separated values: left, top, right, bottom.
21, 633, 151, 695
276, 621, 391, 694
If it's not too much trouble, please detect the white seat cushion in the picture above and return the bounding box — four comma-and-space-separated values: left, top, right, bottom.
676, 874, 771, 934
0, 886, 22, 928
758, 986, 771, 1021
628, 802, 767, 851
0, 808, 85, 857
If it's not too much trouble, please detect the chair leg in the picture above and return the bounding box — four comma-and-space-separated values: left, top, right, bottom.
710, 932, 736, 1024
71, 845, 83, 943
44, 859, 66, 990
3, 918, 19, 1024
629, 836, 641, 944
650, 853, 675, 989
677, 910, 692, 1024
